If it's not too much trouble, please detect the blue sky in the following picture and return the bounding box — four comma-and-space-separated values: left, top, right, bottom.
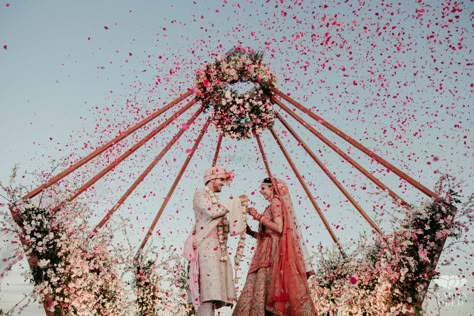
0, 0, 473, 314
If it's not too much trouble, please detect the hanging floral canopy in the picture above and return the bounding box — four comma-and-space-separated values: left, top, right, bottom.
195, 47, 277, 140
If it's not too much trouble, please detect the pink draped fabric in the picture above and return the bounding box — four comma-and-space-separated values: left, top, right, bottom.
266, 178, 317, 316
183, 233, 201, 309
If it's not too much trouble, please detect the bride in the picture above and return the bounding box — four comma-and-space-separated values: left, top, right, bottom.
232, 177, 317, 316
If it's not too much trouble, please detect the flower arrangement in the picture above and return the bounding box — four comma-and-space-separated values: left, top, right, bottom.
194, 47, 277, 140
158, 249, 196, 315
1, 169, 129, 315
309, 175, 471, 315
134, 257, 161, 316
9, 201, 129, 315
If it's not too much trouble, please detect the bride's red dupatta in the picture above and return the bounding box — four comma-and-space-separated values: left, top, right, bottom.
266, 178, 317, 316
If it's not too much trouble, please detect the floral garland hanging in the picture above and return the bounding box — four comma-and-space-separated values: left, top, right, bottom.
194, 47, 277, 140
233, 200, 248, 283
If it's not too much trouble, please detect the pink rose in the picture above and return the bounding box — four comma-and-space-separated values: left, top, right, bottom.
349, 275, 358, 284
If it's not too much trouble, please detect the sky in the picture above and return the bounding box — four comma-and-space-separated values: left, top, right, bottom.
0, 0, 473, 315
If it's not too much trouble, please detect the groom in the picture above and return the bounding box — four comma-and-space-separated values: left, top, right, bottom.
184, 166, 248, 316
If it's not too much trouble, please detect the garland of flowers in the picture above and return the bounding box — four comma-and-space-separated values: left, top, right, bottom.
309, 175, 471, 315
204, 186, 229, 261
194, 47, 277, 140
233, 200, 248, 282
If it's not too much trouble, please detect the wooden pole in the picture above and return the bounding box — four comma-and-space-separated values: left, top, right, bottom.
269, 127, 344, 254
52, 99, 197, 213
272, 88, 437, 199
23, 90, 193, 201
273, 97, 409, 207
137, 118, 211, 255
275, 111, 383, 235
212, 134, 223, 167
255, 135, 273, 178
93, 106, 204, 232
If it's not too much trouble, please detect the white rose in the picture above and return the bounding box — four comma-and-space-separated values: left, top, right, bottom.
37, 259, 50, 268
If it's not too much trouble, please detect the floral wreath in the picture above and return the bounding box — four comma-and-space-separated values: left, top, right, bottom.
194, 47, 277, 140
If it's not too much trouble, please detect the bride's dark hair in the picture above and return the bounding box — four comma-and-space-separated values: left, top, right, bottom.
262, 177, 272, 185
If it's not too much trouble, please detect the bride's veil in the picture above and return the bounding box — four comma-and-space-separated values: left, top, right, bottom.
266, 177, 316, 315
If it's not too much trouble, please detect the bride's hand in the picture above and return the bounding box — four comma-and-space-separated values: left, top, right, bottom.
247, 207, 259, 220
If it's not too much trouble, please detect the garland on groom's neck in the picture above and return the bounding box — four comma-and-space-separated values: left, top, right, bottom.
205, 186, 229, 262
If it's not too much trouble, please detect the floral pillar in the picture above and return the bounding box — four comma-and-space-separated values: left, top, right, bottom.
9, 205, 61, 316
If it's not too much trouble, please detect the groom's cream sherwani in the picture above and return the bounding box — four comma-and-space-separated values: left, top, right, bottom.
191, 187, 236, 307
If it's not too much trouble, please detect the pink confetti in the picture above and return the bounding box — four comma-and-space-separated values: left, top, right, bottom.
2, 3, 469, 308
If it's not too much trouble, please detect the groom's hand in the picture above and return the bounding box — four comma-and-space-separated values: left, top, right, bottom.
246, 224, 257, 238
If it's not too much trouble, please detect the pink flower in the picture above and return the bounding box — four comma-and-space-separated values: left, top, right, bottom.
349, 275, 358, 284
418, 246, 429, 263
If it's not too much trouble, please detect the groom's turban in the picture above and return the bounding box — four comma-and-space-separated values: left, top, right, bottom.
203, 166, 234, 185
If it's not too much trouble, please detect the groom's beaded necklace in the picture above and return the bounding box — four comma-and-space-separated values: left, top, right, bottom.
204, 186, 219, 204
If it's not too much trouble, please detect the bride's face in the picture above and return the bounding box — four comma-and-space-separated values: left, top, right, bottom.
259, 184, 273, 200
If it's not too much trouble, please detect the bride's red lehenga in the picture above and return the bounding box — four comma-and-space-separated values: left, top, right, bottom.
232, 178, 316, 316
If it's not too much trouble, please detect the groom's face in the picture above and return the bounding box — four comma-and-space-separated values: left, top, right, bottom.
210, 177, 226, 192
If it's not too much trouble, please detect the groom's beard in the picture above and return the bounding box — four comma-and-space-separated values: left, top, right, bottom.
212, 182, 224, 193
